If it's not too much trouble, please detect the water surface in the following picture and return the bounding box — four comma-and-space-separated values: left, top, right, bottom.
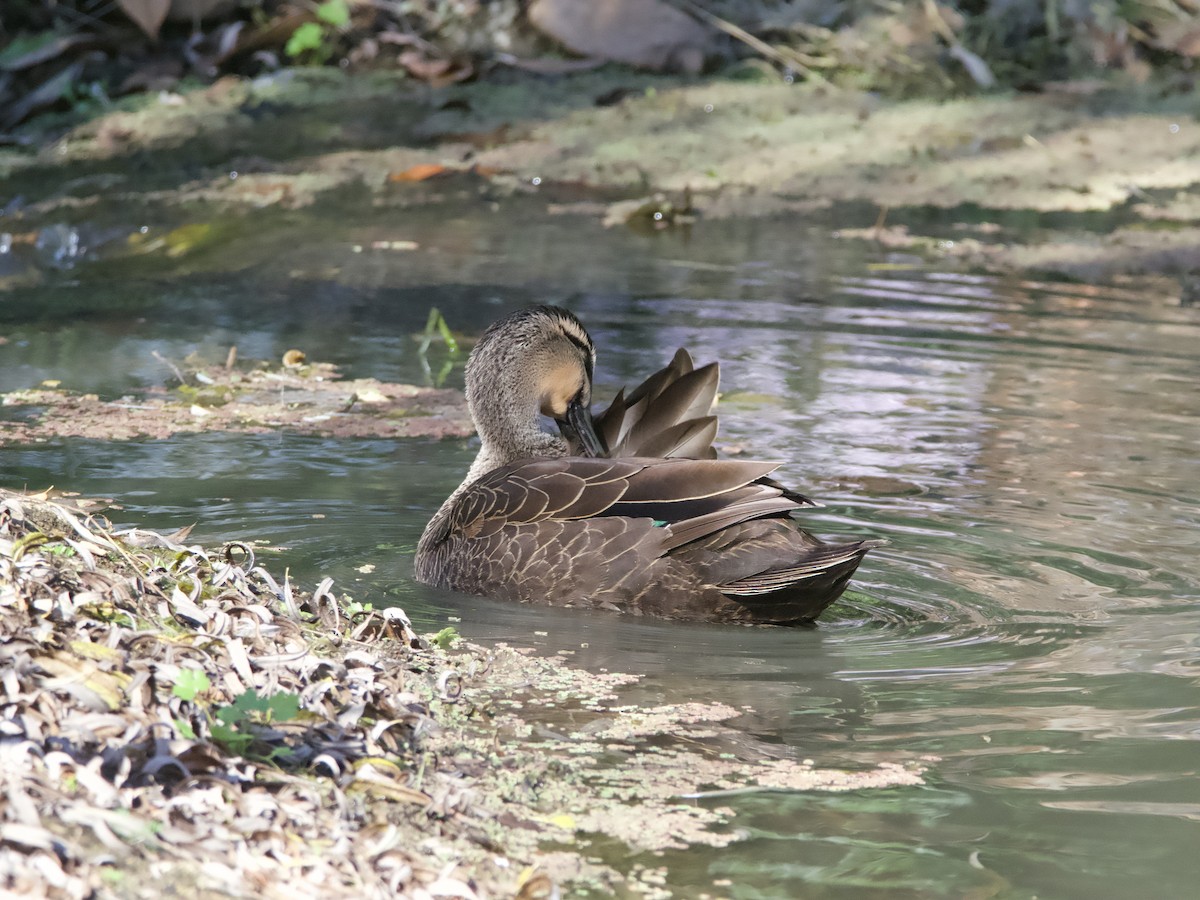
3, 198, 1199, 897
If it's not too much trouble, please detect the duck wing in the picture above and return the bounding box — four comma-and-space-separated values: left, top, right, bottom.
440, 456, 782, 539
418, 454, 880, 623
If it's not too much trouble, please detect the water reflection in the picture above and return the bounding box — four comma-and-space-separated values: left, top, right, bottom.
3, 205, 1200, 897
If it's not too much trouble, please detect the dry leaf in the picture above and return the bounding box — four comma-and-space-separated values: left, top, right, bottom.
118, 0, 171, 40
494, 52, 606, 75
167, 0, 239, 22
0, 33, 97, 71
388, 163, 452, 182
528, 0, 712, 72
1155, 21, 1200, 57
1, 62, 82, 128
396, 50, 473, 85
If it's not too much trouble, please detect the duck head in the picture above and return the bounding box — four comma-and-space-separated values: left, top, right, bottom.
462, 306, 606, 483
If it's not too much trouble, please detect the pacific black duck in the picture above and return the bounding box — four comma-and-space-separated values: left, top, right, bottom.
414, 306, 882, 625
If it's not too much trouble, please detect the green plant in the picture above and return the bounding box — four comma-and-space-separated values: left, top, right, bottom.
344, 599, 376, 617
209, 689, 302, 758
172, 667, 210, 701
285, 0, 351, 63
418, 307, 462, 387
173, 668, 302, 761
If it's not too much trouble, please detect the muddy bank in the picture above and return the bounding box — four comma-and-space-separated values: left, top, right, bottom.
2, 69, 1197, 287
1, 489, 926, 897
0, 352, 472, 447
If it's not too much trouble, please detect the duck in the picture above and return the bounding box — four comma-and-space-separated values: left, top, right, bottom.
414, 305, 882, 625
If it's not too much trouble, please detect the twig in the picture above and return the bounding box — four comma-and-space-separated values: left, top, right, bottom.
672, 0, 819, 80
151, 350, 187, 385
873, 205, 890, 240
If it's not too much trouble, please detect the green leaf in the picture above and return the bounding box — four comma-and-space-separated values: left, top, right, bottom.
431, 626, 459, 650
239, 690, 268, 712
217, 688, 301, 726
316, 0, 351, 27
172, 667, 210, 701
285, 22, 325, 58
0, 32, 69, 69
174, 718, 196, 740
230, 688, 272, 717
210, 720, 252, 754
265, 691, 301, 722
435, 310, 459, 355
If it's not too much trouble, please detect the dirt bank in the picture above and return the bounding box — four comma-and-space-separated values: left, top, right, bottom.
3, 69, 1197, 288
0, 353, 472, 447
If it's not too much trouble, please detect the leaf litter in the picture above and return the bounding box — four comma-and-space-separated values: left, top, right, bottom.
0, 353, 473, 447
1, 488, 928, 897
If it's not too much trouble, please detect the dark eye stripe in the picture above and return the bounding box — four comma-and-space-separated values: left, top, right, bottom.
561, 330, 595, 382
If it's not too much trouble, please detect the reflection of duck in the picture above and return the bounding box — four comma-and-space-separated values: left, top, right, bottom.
415, 306, 882, 625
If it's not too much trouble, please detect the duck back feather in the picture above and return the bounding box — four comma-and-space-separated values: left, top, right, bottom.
413, 307, 882, 625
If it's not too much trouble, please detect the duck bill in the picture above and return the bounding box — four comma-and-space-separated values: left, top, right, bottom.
558, 397, 607, 458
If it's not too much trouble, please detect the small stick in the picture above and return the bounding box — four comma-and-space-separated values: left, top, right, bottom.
674, 0, 817, 79
152, 350, 186, 385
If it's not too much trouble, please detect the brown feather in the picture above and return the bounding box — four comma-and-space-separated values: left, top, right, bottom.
635, 416, 719, 458
593, 350, 720, 459
413, 306, 883, 625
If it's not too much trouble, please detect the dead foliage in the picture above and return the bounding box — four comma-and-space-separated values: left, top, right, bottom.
528, 0, 713, 73
0, 487, 500, 898
0, 353, 473, 446
0, 1, 518, 130
3, 1, 1198, 132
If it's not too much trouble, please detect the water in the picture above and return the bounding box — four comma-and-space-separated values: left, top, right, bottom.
3, 197, 1199, 897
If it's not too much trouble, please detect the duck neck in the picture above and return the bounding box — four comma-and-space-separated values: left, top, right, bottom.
465, 421, 565, 484
456, 340, 571, 497
449, 390, 566, 504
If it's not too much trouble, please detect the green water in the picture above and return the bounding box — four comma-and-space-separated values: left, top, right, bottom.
3, 197, 1199, 898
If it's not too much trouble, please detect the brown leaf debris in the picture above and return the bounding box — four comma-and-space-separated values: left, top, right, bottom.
1, 488, 928, 897
0, 488, 498, 898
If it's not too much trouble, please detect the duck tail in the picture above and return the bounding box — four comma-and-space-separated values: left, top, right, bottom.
594, 349, 721, 458
720, 539, 886, 625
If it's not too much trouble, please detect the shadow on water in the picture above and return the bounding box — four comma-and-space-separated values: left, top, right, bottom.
4, 192, 1200, 897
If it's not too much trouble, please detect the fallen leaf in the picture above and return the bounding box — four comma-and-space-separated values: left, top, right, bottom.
388, 163, 452, 182
528, 0, 712, 72
1155, 21, 1200, 57
494, 52, 606, 75
117, 56, 185, 94
397, 50, 473, 85
119, 0, 171, 40
0, 32, 97, 72
2, 62, 82, 129
166, 0, 238, 21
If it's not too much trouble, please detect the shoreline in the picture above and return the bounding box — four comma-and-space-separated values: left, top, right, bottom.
2, 70, 1197, 292
1, 487, 926, 897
